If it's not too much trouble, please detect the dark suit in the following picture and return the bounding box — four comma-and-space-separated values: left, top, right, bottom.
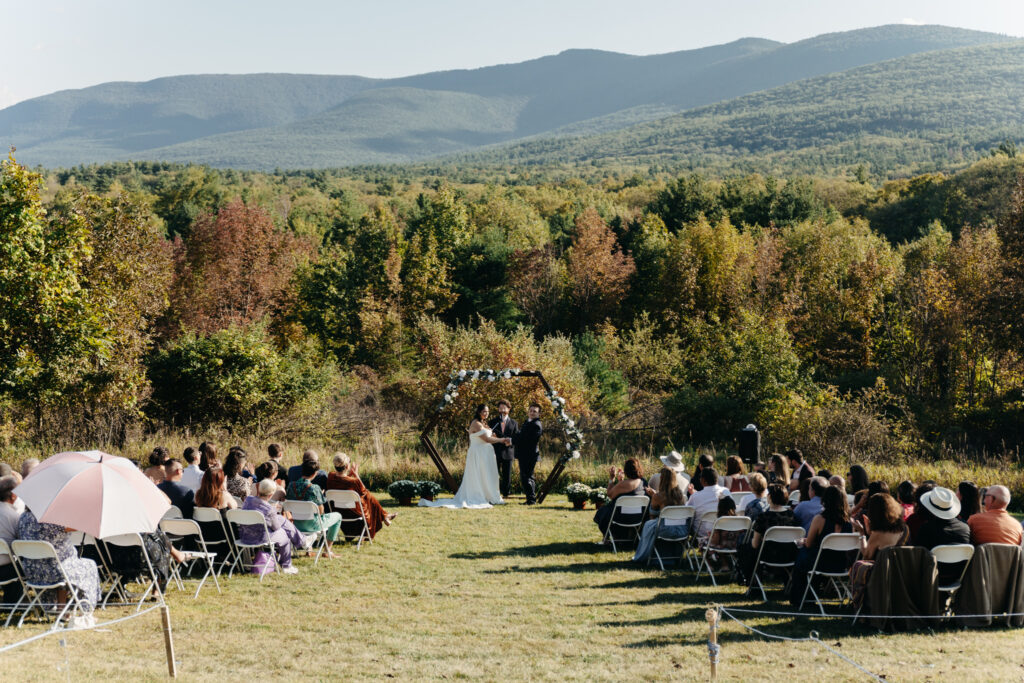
489, 415, 519, 497
512, 418, 542, 504
157, 479, 195, 519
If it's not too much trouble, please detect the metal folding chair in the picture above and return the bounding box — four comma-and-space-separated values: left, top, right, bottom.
325, 489, 372, 549
695, 516, 752, 585
162, 505, 183, 520
282, 500, 328, 563
69, 531, 125, 607
159, 519, 222, 598
798, 532, 862, 615
102, 533, 162, 611
788, 490, 801, 505
747, 525, 805, 602
225, 509, 280, 581
731, 493, 754, 512
648, 505, 695, 570
931, 543, 975, 616
0, 539, 27, 627
602, 495, 650, 553
192, 507, 238, 577
10, 540, 91, 628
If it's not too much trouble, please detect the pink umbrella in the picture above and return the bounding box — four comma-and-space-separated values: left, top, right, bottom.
14, 450, 170, 538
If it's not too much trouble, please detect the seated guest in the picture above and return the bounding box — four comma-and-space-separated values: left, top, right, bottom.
956, 481, 981, 523
828, 474, 845, 490
787, 449, 813, 492
194, 467, 238, 511
286, 460, 343, 558
905, 482, 936, 542
687, 468, 728, 540
198, 442, 220, 475
895, 480, 916, 519
766, 454, 791, 487
648, 451, 688, 502
789, 485, 852, 606
632, 467, 687, 563
324, 452, 395, 538
743, 473, 769, 524
850, 480, 890, 526
793, 477, 827, 531
241, 479, 307, 574
157, 459, 195, 519
847, 465, 869, 496
968, 485, 1023, 545
849, 493, 909, 608
224, 450, 253, 501
16, 509, 101, 619
738, 484, 797, 584
689, 453, 715, 493
106, 529, 182, 594
253, 461, 286, 502
20, 458, 39, 479
180, 447, 203, 492
722, 456, 750, 492
706, 496, 742, 570
267, 443, 286, 476
0, 476, 24, 605
143, 446, 170, 484
594, 458, 647, 537
287, 449, 328, 488
915, 486, 970, 550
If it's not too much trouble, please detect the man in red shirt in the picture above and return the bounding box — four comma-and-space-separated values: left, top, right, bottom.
967, 485, 1023, 545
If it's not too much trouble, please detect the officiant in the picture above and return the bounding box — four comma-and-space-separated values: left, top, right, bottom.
489, 399, 518, 498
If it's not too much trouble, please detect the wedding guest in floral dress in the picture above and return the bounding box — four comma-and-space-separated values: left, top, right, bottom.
16, 509, 101, 612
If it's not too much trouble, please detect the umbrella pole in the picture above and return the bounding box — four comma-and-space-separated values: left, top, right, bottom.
160, 604, 177, 677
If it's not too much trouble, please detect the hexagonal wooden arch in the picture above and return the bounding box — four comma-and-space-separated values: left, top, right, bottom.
420, 370, 572, 504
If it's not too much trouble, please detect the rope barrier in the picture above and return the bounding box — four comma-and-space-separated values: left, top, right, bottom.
0, 603, 162, 655
719, 606, 886, 682
720, 605, 1024, 620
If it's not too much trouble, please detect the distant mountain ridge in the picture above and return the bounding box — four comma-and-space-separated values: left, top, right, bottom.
0, 24, 1015, 170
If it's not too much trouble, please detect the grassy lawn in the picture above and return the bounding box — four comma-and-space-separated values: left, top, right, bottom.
1, 494, 1023, 681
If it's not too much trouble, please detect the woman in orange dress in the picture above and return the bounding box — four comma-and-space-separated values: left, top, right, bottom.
324, 453, 395, 538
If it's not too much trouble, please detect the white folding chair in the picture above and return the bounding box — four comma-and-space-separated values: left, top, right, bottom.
162, 505, 183, 520
648, 505, 694, 570
931, 543, 975, 616
102, 533, 162, 611
326, 489, 372, 549
788, 490, 801, 505
695, 516, 752, 585
10, 540, 90, 628
798, 532, 862, 615
731, 493, 754, 512
69, 531, 125, 606
687, 510, 719, 570
747, 526, 805, 602
602, 495, 650, 553
192, 507, 238, 577
225, 509, 280, 581
282, 500, 328, 563
0, 539, 27, 627
160, 519, 222, 598
846, 493, 856, 508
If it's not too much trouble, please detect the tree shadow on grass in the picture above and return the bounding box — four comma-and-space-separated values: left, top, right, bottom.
450, 540, 609, 560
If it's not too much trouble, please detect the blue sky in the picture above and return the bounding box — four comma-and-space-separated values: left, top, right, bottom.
4, 0, 1023, 108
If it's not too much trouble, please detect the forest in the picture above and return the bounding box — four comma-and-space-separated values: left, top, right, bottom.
2, 148, 1024, 470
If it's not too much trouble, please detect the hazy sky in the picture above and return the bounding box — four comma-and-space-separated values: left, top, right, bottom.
4, 0, 1023, 108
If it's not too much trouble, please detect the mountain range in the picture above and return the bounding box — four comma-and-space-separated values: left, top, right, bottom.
1, 24, 1020, 174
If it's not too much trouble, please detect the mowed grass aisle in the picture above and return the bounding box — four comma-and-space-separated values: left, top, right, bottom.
2, 497, 1023, 681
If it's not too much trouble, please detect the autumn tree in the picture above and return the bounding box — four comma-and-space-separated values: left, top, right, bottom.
169, 200, 312, 336
565, 208, 635, 330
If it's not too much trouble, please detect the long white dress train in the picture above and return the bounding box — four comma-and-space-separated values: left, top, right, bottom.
419, 428, 504, 509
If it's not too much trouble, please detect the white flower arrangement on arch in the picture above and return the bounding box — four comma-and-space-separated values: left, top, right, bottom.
434, 368, 584, 466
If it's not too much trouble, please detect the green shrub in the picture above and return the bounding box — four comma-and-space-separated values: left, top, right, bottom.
147, 325, 336, 431
387, 480, 420, 500
589, 488, 610, 505
417, 480, 443, 498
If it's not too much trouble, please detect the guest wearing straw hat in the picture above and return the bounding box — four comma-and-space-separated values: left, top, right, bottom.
914, 487, 970, 550
648, 451, 688, 502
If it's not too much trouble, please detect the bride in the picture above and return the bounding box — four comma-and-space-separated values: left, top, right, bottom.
419, 404, 508, 509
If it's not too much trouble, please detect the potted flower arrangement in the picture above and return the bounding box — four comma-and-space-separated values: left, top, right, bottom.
565, 482, 592, 510
417, 480, 442, 501
589, 488, 610, 509
388, 480, 420, 506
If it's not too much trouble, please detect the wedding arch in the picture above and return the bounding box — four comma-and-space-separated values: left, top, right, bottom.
420, 368, 584, 504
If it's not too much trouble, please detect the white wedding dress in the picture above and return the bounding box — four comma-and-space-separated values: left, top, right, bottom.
419, 428, 504, 509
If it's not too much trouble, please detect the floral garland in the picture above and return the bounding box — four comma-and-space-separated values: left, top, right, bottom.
437, 368, 584, 466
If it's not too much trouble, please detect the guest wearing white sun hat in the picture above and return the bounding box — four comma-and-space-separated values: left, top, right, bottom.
914, 487, 970, 550
648, 451, 688, 502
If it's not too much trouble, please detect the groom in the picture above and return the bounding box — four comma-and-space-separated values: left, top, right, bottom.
489, 399, 518, 498
512, 403, 543, 505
